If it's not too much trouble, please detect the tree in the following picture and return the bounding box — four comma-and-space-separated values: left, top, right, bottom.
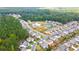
0, 16, 29, 51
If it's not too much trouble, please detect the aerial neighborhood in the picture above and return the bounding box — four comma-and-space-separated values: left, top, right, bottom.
0, 7, 79, 51
11, 14, 79, 51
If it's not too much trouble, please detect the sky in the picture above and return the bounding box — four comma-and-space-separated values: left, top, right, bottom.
0, 0, 79, 7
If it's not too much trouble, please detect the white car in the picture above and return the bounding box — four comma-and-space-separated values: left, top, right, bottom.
19, 45, 27, 48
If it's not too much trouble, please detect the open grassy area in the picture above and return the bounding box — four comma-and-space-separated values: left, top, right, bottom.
35, 45, 44, 51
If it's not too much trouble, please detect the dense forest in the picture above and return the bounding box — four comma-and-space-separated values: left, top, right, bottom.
0, 16, 29, 51
0, 7, 79, 23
